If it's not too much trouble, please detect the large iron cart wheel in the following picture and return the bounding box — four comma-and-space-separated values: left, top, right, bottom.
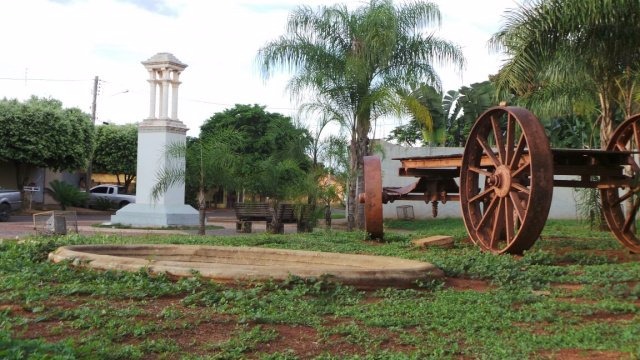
601, 114, 640, 253
361, 156, 384, 240
460, 107, 553, 254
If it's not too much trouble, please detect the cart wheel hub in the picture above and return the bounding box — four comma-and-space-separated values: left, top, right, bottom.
491, 165, 512, 198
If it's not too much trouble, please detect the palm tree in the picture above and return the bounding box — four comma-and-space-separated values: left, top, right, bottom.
490, 0, 640, 148
258, 0, 464, 230
151, 130, 240, 235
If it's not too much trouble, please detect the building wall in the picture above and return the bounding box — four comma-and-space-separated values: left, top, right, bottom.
0, 161, 83, 206
377, 140, 580, 220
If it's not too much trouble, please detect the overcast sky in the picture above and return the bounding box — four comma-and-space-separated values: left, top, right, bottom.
0, 0, 519, 137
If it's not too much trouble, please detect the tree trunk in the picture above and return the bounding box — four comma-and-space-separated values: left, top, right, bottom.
598, 90, 614, 149
347, 129, 358, 231
124, 175, 135, 192
355, 134, 368, 230
198, 187, 206, 235
621, 66, 636, 118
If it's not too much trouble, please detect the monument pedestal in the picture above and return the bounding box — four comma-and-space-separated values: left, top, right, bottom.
109, 53, 198, 228
111, 203, 198, 227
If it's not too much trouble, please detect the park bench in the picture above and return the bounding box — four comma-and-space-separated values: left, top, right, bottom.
272, 203, 315, 234
270, 203, 296, 234
234, 203, 273, 233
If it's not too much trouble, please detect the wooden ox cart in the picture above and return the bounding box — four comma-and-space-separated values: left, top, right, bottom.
360, 106, 640, 254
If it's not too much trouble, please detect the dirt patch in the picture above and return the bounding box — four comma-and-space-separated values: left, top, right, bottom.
445, 277, 493, 292
10, 298, 418, 358
257, 324, 362, 358
538, 349, 631, 359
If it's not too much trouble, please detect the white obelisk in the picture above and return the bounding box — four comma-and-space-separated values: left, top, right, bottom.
111, 52, 198, 226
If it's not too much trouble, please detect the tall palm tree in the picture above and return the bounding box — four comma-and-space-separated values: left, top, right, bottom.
258, 0, 464, 230
490, 0, 640, 148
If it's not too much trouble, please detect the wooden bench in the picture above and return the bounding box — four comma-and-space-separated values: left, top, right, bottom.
272, 203, 315, 234
269, 203, 295, 234
234, 203, 273, 233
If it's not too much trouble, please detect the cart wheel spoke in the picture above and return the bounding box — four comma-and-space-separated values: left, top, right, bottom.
504, 197, 515, 243
511, 183, 530, 195
469, 166, 492, 177
509, 191, 526, 223
611, 188, 637, 207
475, 195, 499, 231
477, 136, 501, 167
627, 156, 640, 173
615, 140, 628, 151
489, 198, 505, 249
509, 133, 527, 169
505, 114, 515, 166
470, 187, 495, 204
633, 122, 640, 148
512, 161, 530, 178
622, 197, 640, 233
491, 115, 505, 162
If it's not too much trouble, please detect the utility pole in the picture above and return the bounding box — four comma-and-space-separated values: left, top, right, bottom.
85, 75, 99, 192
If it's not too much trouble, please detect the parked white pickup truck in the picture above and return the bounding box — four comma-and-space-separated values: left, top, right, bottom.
0, 188, 22, 221
88, 184, 136, 209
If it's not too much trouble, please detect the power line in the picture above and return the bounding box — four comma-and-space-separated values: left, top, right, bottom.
0, 77, 93, 82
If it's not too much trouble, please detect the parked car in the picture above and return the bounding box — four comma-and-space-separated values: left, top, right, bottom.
0, 188, 22, 221
88, 184, 136, 209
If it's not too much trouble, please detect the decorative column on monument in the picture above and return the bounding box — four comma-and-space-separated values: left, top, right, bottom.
111, 52, 198, 227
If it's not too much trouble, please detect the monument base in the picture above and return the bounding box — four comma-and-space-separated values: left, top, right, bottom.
110, 203, 199, 227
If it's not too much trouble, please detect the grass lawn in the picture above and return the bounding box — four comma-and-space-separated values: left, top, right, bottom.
1, 218, 639, 359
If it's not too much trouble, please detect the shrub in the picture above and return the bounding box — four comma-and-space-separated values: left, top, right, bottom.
46, 180, 88, 210
92, 197, 113, 211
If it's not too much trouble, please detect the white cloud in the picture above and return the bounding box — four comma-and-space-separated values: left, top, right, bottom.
0, 0, 516, 137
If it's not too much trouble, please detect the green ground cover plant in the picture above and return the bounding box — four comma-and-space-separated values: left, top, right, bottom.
0, 219, 639, 359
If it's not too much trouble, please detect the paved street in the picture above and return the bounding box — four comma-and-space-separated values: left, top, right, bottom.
0, 208, 330, 240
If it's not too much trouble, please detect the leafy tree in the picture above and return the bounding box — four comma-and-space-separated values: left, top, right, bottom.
386, 120, 423, 147
92, 124, 137, 190
0, 97, 94, 189
405, 85, 446, 146
387, 81, 497, 147
490, 0, 640, 148
441, 90, 463, 146
200, 104, 312, 202
545, 114, 597, 149
456, 81, 499, 145
387, 85, 463, 147
258, 0, 464, 230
